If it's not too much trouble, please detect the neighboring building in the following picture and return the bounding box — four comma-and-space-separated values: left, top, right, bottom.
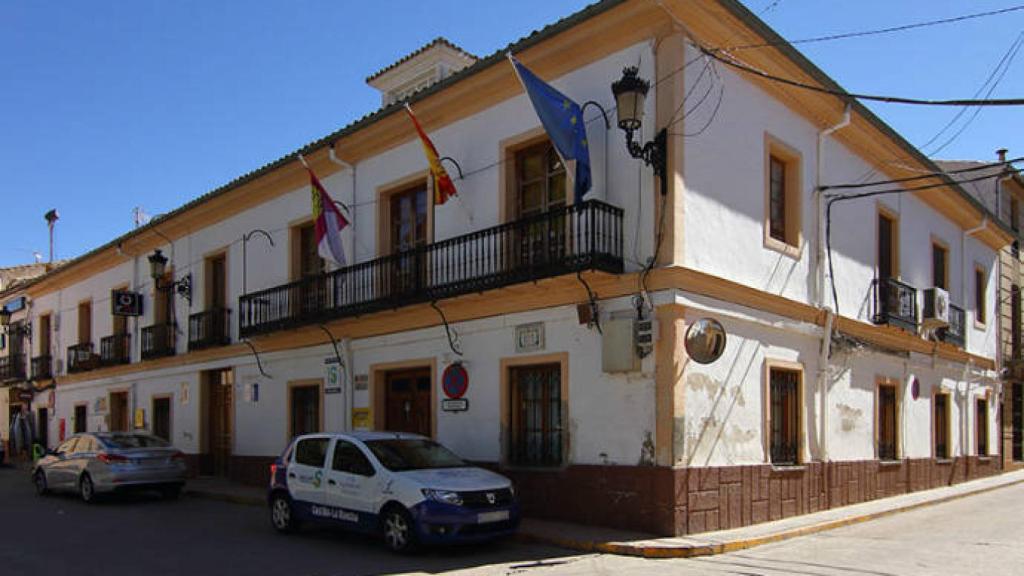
3, 0, 1014, 536
1, 262, 63, 460
938, 151, 1024, 471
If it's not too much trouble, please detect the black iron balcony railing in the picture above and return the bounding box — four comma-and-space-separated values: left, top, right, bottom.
239, 200, 624, 338
189, 308, 231, 351
67, 343, 97, 374
99, 333, 132, 366
872, 277, 918, 332
939, 304, 966, 348
31, 355, 52, 380
142, 322, 177, 360
0, 354, 26, 381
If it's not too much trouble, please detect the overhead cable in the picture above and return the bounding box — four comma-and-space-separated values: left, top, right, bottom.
720, 5, 1024, 51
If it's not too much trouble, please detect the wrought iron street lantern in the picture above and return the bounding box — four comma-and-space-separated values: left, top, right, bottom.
611, 66, 667, 195
148, 249, 192, 305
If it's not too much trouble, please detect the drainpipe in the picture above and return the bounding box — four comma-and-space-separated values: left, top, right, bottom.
814, 107, 849, 466
816, 105, 852, 308
819, 307, 835, 462
328, 145, 356, 266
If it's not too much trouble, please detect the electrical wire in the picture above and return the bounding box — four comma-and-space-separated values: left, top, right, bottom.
925, 32, 1024, 155
820, 157, 1023, 192
701, 45, 1024, 106
919, 32, 1024, 154
719, 5, 1024, 51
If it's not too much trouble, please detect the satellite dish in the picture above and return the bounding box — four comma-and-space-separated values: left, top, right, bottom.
685, 318, 727, 364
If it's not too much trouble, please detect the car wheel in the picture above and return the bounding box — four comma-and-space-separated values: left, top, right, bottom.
270, 493, 299, 533
79, 473, 96, 504
161, 485, 182, 500
382, 506, 418, 553
33, 470, 49, 496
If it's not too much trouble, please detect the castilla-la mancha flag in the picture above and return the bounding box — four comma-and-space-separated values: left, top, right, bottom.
307, 166, 349, 267
405, 103, 457, 205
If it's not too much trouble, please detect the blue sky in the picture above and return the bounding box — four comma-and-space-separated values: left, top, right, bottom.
1, 0, 1022, 267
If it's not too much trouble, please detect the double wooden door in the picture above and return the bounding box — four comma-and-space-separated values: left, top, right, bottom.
384, 368, 431, 437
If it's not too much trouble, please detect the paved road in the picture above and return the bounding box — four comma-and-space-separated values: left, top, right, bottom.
2, 465, 1022, 576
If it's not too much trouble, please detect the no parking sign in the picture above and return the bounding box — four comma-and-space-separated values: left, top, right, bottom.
441, 364, 469, 412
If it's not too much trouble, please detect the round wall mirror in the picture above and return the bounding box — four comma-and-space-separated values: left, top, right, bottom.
685, 318, 727, 364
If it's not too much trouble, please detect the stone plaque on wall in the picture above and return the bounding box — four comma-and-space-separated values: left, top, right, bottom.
515, 322, 545, 353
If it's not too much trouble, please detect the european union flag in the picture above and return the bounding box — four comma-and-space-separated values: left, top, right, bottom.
510, 56, 591, 203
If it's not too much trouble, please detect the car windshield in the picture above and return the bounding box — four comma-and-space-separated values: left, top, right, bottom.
99, 434, 170, 449
364, 439, 466, 471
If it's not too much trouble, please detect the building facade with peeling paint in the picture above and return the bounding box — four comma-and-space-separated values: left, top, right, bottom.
0, 0, 1015, 536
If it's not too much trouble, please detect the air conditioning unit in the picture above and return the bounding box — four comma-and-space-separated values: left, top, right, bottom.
922, 287, 950, 329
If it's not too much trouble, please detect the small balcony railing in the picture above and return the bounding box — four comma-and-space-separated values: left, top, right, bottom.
939, 304, 966, 348
0, 354, 26, 381
67, 343, 97, 374
872, 277, 918, 332
142, 322, 177, 360
239, 199, 624, 338
99, 333, 132, 366
31, 355, 52, 380
189, 308, 231, 351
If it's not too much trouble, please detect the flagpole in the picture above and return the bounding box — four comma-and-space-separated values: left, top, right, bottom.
507, 53, 578, 202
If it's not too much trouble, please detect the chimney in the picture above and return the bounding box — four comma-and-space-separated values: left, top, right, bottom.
44, 209, 59, 267
997, 148, 1008, 163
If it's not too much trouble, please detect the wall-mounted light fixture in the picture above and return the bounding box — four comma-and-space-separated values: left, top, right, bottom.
148, 249, 192, 305
611, 66, 667, 196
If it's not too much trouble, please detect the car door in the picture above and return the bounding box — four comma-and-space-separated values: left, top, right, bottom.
287, 436, 331, 509
46, 438, 79, 490
321, 439, 380, 529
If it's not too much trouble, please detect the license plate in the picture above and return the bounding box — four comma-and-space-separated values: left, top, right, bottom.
477, 510, 510, 524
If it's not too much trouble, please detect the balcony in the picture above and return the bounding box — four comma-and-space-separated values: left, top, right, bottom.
31, 355, 52, 380
142, 322, 177, 360
189, 308, 231, 351
0, 354, 26, 382
67, 343, 97, 374
239, 200, 625, 338
939, 304, 966, 348
99, 333, 132, 367
871, 277, 918, 333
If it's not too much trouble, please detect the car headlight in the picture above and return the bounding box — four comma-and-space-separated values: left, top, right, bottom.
422, 489, 463, 506
508, 484, 515, 498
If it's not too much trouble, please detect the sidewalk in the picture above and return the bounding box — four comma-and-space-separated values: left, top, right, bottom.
185, 468, 1024, 559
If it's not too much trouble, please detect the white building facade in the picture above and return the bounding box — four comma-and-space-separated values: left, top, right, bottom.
2, 0, 1013, 536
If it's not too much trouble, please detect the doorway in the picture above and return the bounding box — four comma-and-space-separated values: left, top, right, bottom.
109, 391, 129, 432
37, 408, 49, 450
384, 368, 432, 436
201, 369, 234, 477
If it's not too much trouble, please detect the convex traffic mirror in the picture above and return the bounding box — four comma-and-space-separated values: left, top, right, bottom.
685, 318, 727, 364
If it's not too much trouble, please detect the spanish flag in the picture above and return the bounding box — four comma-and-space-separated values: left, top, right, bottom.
405, 104, 457, 205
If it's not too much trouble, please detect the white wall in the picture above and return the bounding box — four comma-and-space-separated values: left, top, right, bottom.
681, 42, 999, 360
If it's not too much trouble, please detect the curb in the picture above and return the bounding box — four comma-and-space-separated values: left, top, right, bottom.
515, 475, 1024, 559
185, 488, 264, 507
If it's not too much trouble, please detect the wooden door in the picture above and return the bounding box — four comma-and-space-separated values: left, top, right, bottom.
205, 369, 233, 477
388, 184, 428, 295
384, 368, 431, 436
78, 301, 92, 345
109, 392, 129, 432
39, 315, 51, 357
515, 142, 568, 268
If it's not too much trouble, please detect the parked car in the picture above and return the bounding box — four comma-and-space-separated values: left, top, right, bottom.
32, 432, 188, 502
268, 431, 519, 552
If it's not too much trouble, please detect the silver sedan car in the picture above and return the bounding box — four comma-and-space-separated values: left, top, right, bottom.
32, 432, 188, 502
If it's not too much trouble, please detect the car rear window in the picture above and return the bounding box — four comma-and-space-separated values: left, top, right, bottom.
99, 434, 170, 449
294, 437, 329, 467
